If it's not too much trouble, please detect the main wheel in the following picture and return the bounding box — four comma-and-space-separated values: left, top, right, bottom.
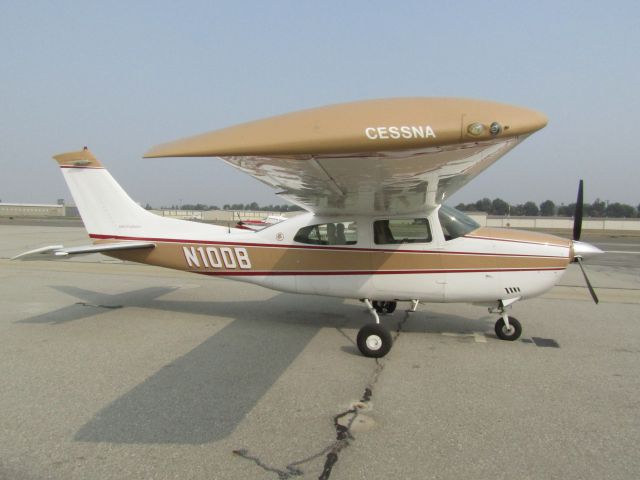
357, 324, 393, 358
372, 301, 397, 314
494, 316, 522, 341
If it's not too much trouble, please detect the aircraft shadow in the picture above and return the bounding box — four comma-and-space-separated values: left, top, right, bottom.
31, 286, 349, 445
17, 286, 179, 325
74, 315, 320, 444
16, 285, 492, 445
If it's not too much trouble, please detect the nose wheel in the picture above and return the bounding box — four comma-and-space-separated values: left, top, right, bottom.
494, 315, 522, 341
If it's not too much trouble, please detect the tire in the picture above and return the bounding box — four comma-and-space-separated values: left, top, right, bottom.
494, 316, 522, 341
357, 324, 393, 358
372, 300, 397, 315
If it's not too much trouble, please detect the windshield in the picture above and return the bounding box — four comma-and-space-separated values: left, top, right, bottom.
438, 205, 480, 240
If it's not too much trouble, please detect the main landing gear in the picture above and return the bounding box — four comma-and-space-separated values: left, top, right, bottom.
357, 323, 392, 358
357, 299, 403, 357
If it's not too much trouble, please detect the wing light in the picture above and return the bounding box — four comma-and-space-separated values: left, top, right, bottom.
467, 123, 485, 136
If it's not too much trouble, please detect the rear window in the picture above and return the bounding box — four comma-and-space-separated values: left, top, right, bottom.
294, 221, 358, 245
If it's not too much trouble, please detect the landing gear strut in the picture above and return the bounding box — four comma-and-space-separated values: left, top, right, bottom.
357, 299, 393, 357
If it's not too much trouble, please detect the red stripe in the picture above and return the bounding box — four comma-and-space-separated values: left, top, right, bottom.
89, 233, 569, 259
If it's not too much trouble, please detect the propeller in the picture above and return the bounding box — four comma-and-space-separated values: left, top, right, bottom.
573, 179, 583, 241
575, 257, 599, 304
572, 179, 600, 304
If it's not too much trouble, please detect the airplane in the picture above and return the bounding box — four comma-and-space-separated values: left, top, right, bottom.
235, 214, 288, 231
13, 97, 603, 357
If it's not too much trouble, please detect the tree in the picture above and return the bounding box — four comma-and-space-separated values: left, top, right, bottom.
491, 198, 510, 216
557, 203, 575, 217
475, 198, 492, 213
540, 200, 555, 216
605, 202, 636, 218
588, 198, 606, 217
523, 201, 539, 216
511, 204, 524, 216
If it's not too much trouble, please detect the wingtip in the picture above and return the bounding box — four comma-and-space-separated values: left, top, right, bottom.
142, 149, 163, 159
143, 142, 177, 158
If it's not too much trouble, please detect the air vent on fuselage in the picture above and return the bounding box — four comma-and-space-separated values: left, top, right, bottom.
504, 287, 521, 294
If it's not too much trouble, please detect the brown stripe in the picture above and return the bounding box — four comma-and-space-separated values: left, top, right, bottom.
106, 241, 570, 275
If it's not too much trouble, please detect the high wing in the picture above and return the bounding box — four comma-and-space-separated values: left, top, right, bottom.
217, 138, 523, 214
145, 98, 547, 215
12, 241, 155, 261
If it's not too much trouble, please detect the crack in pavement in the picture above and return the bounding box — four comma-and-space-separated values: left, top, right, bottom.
234, 311, 410, 479
232, 449, 304, 479
334, 327, 357, 347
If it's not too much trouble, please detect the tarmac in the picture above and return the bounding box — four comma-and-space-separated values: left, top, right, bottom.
1, 221, 639, 479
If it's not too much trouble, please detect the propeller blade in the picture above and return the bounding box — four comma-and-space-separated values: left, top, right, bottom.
576, 256, 599, 304
573, 179, 584, 241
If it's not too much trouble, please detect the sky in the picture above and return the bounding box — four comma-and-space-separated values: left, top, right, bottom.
1, 0, 638, 208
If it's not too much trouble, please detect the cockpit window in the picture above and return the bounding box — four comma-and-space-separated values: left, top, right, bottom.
438, 205, 480, 240
294, 221, 357, 245
373, 219, 432, 244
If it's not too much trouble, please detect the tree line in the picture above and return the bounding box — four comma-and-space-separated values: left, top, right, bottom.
455, 198, 639, 218
145, 198, 639, 218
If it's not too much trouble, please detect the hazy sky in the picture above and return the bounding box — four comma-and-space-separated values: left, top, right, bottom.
1, 1, 638, 208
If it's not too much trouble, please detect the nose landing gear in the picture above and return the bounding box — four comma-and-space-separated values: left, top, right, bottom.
494, 315, 522, 341
491, 298, 523, 341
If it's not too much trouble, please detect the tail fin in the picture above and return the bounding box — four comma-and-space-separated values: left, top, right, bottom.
54, 148, 232, 239
54, 148, 157, 235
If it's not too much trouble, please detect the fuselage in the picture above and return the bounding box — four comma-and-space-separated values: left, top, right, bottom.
103, 209, 572, 304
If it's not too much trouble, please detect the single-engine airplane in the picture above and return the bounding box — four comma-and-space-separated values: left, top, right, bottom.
14, 98, 603, 357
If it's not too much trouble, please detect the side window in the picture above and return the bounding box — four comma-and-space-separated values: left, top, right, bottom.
294, 221, 358, 245
374, 219, 432, 244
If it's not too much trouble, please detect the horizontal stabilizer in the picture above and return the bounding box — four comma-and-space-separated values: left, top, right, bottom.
11, 241, 156, 261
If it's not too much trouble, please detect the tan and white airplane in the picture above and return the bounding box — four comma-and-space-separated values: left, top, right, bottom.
14, 97, 602, 357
